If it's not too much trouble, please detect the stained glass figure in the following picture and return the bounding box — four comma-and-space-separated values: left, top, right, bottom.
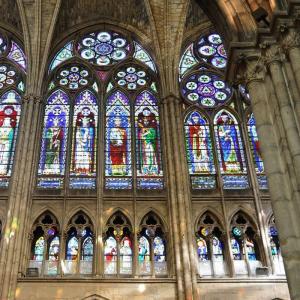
38, 90, 69, 176
114, 66, 151, 91
120, 236, 132, 274
0, 64, 19, 90
196, 34, 227, 69
82, 236, 93, 261
214, 110, 248, 188
247, 114, 268, 189
133, 42, 156, 72
181, 72, 232, 108
33, 237, 45, 261
105, 91, 131, 188
70, 91, 97, 177
78, 31, 129, 66
66, 236, 79, 260
179, 43, 198, 80
49, 42, 74, 72
138, 236, 150, 262
49, 236, 60, 261
7, 41, 26, 70
55, 65, 92, 90
0, 34, 7, 55
135, 91, 163, 178
153, 236, 165, 262
184, 111, 215, 175
197, 237, 208, 261
212, 237, 223, 261
104, 236, 117, 274
0, 91, 21, 181
231, 238, 241, 260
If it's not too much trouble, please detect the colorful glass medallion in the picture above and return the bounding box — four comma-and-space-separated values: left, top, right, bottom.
7, 41, 26, 70
78, 31, 129, 66
38, 90, 69, 176
196, 34, 227, 69
105, 91, 131, 177
71, 91, 97, 176
0, 64, 18, 90
114, 66, 150, 91
182, 72, 232, 108
56, 65, 91, 90
135, 91, 163, 177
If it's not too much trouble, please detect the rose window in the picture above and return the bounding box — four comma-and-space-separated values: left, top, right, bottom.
77, 31, 129, 66
181, 72, 232, 108
0, 64, 18, 89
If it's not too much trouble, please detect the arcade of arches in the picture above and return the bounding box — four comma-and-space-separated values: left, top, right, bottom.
0, 0, 300, 299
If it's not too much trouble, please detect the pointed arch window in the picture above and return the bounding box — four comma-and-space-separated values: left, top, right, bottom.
214, 110, 249, 189
38, 90, 70, 188
247, 113, 268, 189
138, 213, 167, 276
135, 91, 163, 189
104, 213, 133, 276
29, 213, 60, 276
63, 213, 94, 275
70, 90, 98, 189
184, 110, 215, 189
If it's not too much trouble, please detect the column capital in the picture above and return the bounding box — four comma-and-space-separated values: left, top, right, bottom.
260, 43, 284, 67
234, 53, 266, 86
21, 94, 42, 105
280, 27, 300, 52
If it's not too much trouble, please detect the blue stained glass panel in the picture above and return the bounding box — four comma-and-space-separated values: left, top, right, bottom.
137, 178, 164, 189
0, 90, 21, 180
38, 90, 69, 176
49, 42, 74, 72
82, 236, 93, 261
105, 91, 131, 178
37, 177, 63, 189
135, 91, 163, 179
69, 178, 96, 189
231, 238, 241, 260
191, 176, 216, 189
71, 90, 97, 177
197, 237, 208, 261
222, 175, 249, 189
105, 177, 132, 190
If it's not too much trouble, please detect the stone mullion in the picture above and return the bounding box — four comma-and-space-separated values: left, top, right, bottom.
161, 98, 184, 300
0, 96, 40, 299
174, 98, 198, 294
246, 77, 300, 300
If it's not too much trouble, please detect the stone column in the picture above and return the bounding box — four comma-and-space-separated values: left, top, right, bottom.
0, 94, 42, 299
238, 56, 300, 299
161, 94, 198, 300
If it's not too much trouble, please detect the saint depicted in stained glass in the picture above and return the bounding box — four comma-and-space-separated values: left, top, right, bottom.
67, 236, 79, 260
82, 237, 93, 261
33, 237, 45, 261
104, 236, 117, 274
214, 110, 245, 174
197, 237, 208, 261
247, 114, 264, 173
135, 91, 162, 177
185, 111, 214, 174
71, 91, 97, 176
39, 90, 69, 175
0, 90, 21, 176
153, 236, 165, 262
231, 238, 241, 260
105, 91, 131, 176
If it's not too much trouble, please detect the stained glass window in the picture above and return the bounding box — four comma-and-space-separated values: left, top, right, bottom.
0, 91, 21, 187
104, 236, 117, 274
138, 236, 150, 274
49, 41, 74, 72
70, 90, 97, 189
197, 237, 208, 261
133, 42, 156, 72
135, 91, 163, 189
49, 236, 60, 261
179, 44, 198, 80
246, 238, 256, 260
184, 111, 215, 189
33, 237, 45, 261
54, 65, 92, 90
196, 33, 227, 69
78, 31, 129, 66
120, 236, 133, 274
7, 41, 26, 70
105, 91, 132, 189
181, 72, 232, 108
0, 64, 20, 90
38, 90, 69, 188
214, 110, 249, 189
114, 66, 151, 91
231, 238, 241, 260
82, 236, 93, 261
66, 236, 79, 260
247, 114, 268, 189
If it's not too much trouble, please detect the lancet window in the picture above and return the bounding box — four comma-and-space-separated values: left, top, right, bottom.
38, 29, 163, 190
0, 32, 26, 187
138, 213, 167, 276
29, 213, 60, 276
63, 212, 94, 275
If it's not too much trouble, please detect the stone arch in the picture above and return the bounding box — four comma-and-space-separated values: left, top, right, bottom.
103, 207, 133, 227
81, 295, 110, 300
194, 209, 225, 233
64, 206, 96, 229
137, 207, 168, 232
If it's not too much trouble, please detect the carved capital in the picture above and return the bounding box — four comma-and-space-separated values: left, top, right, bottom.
261, 43, 284, 67
21, 94, 42, 105
161, 93, 182, 106
281, 28, 300, 52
